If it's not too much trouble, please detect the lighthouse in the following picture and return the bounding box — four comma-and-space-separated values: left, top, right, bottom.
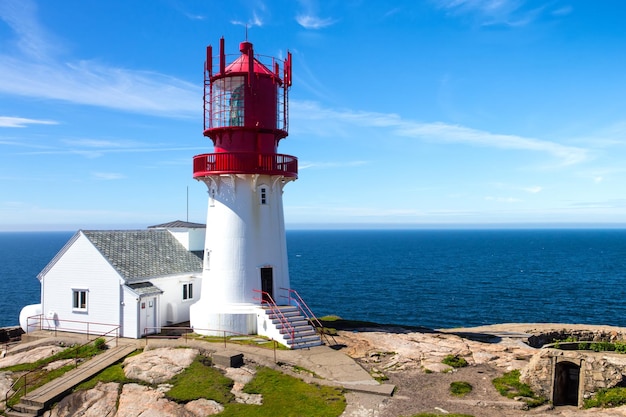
189, 38, 301, 340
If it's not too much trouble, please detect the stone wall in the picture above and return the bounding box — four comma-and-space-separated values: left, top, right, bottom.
520, 348, 626, 407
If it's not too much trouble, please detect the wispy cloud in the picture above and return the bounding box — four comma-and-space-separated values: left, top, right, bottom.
295, 0, 337, 29
0, 0, 199, 118
91, 172, 125, 180
523, 186, 542, 193
0, 116, 58, 128
434, 0, 544, 27
231, 10, 264, 28
292, 101, 589, 166
296, 14, 337, 29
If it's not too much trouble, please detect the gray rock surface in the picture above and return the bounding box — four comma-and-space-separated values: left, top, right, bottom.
123, 347, 198, 384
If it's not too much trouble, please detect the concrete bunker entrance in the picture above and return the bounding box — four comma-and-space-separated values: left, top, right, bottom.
553, 361, 580, 406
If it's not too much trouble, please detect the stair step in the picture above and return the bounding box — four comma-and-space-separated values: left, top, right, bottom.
5, 408, 38, 417
20, 398, 44, 408
12, 403, 42, 414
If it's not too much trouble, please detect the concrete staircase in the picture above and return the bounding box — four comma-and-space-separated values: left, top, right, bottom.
264, 306, 323, 349
6, 343, 137, 417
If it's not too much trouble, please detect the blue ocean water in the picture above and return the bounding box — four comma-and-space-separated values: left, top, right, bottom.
1, 229, 625, 329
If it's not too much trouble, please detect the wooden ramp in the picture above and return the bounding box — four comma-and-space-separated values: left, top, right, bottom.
7, 343, 137, 417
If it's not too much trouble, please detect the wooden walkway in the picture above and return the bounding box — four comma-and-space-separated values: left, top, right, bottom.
7, 343, 137, 417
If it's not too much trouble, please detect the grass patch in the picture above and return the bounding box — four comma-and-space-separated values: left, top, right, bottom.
219, 366, 345, 417
442, 355, 468, 368
166, 356, 234, 404
76, 361, 131, 391
584, 387, 626, 408
188, 334, 288, 350
492, 370, 546, 407
450, 381, 472, 397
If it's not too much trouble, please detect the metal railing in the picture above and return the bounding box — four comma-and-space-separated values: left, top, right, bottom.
193, 152, 298, 178
252, 290, 296, 346
280, 287, 338, 347
141, 326, 282, 363
4, 323, 120, 411
26, 315, 120, 344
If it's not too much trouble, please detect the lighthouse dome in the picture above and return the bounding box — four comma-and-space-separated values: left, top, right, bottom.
223, 41, 275, 76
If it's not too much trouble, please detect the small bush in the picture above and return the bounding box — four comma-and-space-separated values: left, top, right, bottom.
584, 387, 626, 408
450, 381, 472, 397
442, 355, 468, 368
94, 338, 107, 350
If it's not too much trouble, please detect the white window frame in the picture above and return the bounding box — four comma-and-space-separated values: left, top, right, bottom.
72, 289, 88, 312
182, 283, 194, 301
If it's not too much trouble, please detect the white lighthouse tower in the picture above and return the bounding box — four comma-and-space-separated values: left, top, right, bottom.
190, 38, 306, 343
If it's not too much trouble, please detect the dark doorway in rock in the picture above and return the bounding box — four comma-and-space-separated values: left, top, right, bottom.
554, 361, 580, 406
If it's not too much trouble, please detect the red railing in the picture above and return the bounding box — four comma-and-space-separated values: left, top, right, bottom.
281, 288, 337, 347
252, 290, 296, 346
193, 153, 297, 178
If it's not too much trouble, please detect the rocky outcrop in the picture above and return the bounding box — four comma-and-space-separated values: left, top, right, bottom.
123, 348, 198, 384
45, 381, 119, 417
0, 345, 65, 368
117, 383, 223, 417
337, 329, 536, 373
42, 382, 224, 417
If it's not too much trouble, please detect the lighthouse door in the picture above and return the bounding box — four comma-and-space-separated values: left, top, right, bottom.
260, 267, 274, 303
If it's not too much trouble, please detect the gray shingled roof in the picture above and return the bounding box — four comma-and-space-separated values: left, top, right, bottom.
127, 282, 164, 296
82, 230, 202, 282
148, 220, 206, 229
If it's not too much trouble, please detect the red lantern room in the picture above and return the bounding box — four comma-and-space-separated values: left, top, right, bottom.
193, 39, 297, 179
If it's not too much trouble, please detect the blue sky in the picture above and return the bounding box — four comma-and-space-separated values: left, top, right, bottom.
1, 0, 625, 231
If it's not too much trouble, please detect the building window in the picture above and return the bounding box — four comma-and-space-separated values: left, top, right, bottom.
183, 283, 193, 300
209, 188, 216, 207
260, 187, 267, 205
72, 289, 88, 311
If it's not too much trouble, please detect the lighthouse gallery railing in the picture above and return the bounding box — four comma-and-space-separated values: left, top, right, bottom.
193, 152, 297, 178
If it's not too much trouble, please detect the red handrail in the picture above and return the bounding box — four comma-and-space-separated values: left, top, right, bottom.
280, 288, 337, 346
252, 289, 295, 346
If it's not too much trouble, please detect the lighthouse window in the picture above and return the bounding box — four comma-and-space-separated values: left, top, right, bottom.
260, 187, 267, 205
72, 289, 88, 311
213, 76, 244, 128
209, 188, 216, 207
183, 283, 194, 300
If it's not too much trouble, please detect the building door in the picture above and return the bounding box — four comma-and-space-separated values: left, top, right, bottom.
553, 361, 580, 406
140, 297, 157, 337
260, 267, 273, 304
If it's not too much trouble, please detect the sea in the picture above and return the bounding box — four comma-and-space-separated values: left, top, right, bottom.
1, 229, 625, 330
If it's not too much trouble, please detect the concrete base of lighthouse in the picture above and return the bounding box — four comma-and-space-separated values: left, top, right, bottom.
190, 302, 259, 336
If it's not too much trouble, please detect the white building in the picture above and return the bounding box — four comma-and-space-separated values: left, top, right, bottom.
20, 221, 204, 339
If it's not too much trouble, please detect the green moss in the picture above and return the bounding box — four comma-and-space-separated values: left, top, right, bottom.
442, 355, 468, 368
450, 381, 472, 397
492, 370, 546, 407
584, 387, 626, 408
